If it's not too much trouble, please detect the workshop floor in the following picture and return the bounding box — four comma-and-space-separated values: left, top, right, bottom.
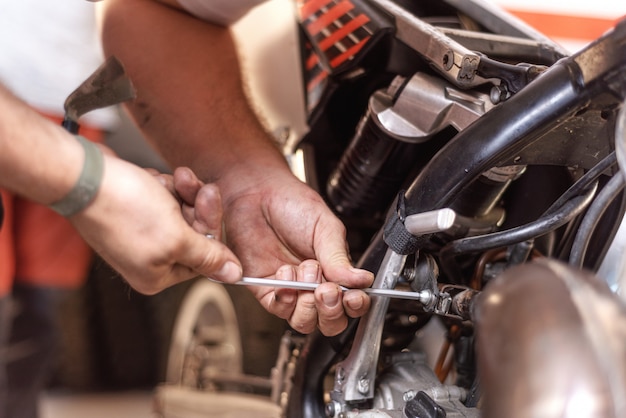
41, 390, 155, 418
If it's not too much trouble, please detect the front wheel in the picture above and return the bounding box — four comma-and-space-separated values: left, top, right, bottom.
165, 278, 242, 387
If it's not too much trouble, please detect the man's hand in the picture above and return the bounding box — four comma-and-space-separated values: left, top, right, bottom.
219, 167, 374, 336
69, 159, 242, 294
98, 0, 373, 334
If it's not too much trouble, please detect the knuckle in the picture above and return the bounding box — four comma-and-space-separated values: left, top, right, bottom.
290, 320, 316, 335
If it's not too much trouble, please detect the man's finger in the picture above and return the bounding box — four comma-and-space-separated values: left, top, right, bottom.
192, 184, 223, 238
315, 283, 348, 336
179, 229, 242, 283
342, 289, 371, 318
266, 265, 298, 320
286, 261, 322, 334
173, 166, 203, 205
314, 215, 375, 288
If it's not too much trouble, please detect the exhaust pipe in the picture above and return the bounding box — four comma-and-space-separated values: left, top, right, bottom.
476, 259, 626, 418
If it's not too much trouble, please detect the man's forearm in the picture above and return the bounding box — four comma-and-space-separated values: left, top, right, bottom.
0, 84, 83, 205
98, 0, 289, 186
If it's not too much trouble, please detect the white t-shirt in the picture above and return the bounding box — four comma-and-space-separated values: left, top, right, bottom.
0, 0, 118, 129
177, 0, 267, 25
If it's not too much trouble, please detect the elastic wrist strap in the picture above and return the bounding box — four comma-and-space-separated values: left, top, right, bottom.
49, 135, 104, 217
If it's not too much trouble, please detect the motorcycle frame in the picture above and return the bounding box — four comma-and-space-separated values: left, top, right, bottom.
286, 1, 626, 416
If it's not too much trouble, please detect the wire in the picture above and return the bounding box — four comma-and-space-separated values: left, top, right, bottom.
569, 171, 626, 268
437, 151, 618, 281
444, 183, 597, 255
545, 152, 616, 215
439, 182, 598, 281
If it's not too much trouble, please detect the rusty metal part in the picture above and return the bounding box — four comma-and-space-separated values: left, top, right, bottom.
470, 248, 507, 290
434, 324, 461, 383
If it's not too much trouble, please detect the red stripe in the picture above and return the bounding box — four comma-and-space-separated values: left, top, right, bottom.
319, 14, 370, 51
306, 53, 319, 70
507, 9, 622, 41
330, 37, 370, 68
307, 1, 355, 36
299, 0, 334, 21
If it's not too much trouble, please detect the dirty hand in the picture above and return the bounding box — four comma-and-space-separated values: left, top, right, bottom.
69, 161, 242, 294
218, 168, 374, 336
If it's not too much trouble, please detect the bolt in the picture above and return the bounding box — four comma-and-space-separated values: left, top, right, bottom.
357, 377, 370, 394
443, 50, 454, 71
325, 402, 337, 417
419, 290, 434, 305
402, 267, 416, 282
403, 390, 416, 402
490, 85, 511, 104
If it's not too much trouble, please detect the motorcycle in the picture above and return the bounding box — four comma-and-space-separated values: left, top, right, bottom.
144, 0, 626, 416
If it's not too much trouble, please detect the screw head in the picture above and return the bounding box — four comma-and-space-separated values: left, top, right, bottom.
403, 390, 416, 402
357, 377, 370, 394
325, 402, 336, 417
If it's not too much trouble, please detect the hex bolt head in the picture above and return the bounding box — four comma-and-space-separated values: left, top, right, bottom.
357, 377, 370, 394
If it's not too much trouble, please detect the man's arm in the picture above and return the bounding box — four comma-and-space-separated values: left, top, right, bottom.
98, 0, 283, 182
0, 84, 84, 206
0, 83, 242, 293
98, 0, 374, 336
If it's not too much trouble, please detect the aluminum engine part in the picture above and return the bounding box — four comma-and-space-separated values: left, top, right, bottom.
337, 351, 479, 418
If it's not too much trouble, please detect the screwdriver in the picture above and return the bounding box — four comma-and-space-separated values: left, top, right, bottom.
227, 276, 434, 304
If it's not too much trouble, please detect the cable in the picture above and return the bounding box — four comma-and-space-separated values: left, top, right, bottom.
545, 151, 615, 215
444, 183, 597, 255
569, 171, 626, 268
439, 183, 598, 281
437, 151, 617, 281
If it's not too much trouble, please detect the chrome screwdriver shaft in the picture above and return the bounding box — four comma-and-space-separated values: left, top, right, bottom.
233, 276, 433, 304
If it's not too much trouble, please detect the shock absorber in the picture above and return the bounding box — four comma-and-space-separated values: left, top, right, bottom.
326, 72, 504, 219
326, 85, 422, 217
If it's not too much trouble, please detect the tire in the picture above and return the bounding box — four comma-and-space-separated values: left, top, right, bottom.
165, 279, 243, 387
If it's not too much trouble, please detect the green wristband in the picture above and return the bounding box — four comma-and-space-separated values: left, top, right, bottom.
49, 135, 104, 217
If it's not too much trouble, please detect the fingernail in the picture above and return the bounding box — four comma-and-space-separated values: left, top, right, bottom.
303, 263, 319, 283
346, 296, 364, 311
216, 261, 242, 283
351, 267, 374, 283
277, 265, 294, 281
322, 287, 340, 307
